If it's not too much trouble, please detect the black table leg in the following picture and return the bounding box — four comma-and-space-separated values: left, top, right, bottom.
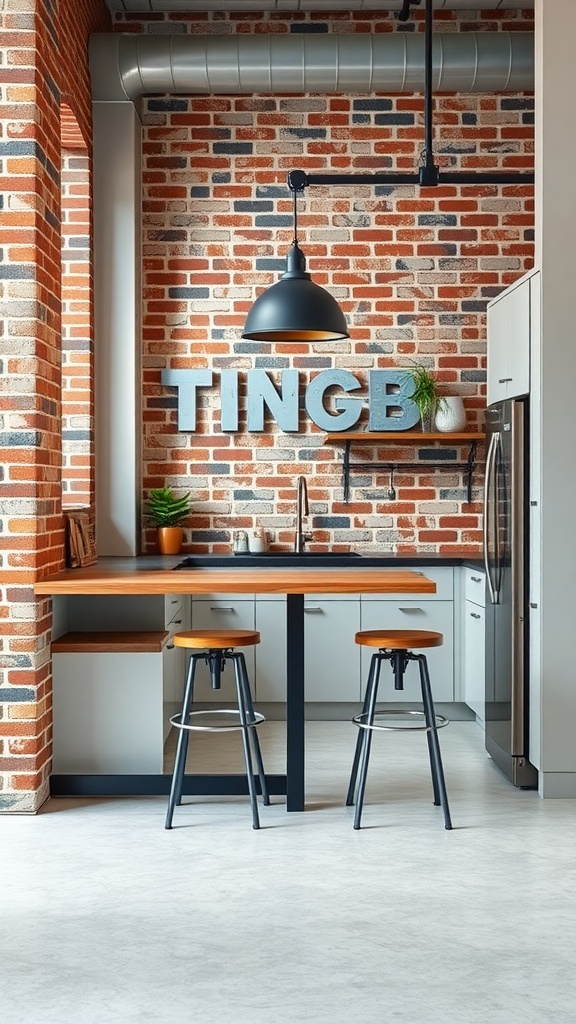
286, 593, 305, 811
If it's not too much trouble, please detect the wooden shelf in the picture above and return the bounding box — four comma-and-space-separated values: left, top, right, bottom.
51, 631, 169, 654
323, 431, 484, 503
324, 431, 484, 444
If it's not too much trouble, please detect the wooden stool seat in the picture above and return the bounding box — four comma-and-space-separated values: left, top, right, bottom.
355, 629, 443, 650
173, 629, 260, 650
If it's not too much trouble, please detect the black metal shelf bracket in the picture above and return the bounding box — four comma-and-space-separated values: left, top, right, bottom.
341, 439, 478, 504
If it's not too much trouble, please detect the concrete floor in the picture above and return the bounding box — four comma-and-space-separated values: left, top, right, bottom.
3, 721, 576, 1024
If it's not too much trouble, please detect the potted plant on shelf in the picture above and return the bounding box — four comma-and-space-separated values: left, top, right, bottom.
144, 487, 191, 555
400, 361, 444, 433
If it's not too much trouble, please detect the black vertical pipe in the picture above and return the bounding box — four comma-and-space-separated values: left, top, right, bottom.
420, 0, 439, 186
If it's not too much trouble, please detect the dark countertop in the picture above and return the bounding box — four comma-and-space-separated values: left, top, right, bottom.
172, 551, 485, 570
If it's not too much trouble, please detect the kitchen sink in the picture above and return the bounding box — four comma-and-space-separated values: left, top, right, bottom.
174, 551, 362, 569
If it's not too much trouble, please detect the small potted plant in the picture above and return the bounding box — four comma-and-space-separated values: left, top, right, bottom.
144, 487, 191, 555
400, 361, 444, 432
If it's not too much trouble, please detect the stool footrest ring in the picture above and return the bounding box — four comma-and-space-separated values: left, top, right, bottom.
170, 709, 265, 733
352, 709, 449, 733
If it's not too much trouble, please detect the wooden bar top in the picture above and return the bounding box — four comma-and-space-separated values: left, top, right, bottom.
34, 556, 437, 596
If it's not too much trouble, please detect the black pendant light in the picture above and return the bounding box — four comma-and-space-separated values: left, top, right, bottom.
242, 171, 349, 344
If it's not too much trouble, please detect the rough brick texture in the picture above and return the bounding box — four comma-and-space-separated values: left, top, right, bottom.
0, 0, 110, 812
61, 108, 93, 511
0, 4, 534, 811
131, 9, 534, 556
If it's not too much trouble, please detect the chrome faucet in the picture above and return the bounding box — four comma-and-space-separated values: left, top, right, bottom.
294, 475, 312, 553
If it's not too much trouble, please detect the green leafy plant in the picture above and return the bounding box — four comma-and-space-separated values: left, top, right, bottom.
400, 361, 445, 426
144, 487, 191, 528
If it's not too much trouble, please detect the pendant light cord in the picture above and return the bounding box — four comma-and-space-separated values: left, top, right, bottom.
292, 187, 299, 247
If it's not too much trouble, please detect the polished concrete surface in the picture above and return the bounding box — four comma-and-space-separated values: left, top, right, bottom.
4, 722, 576, 1024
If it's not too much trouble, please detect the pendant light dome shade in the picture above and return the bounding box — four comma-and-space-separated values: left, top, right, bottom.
242, 205, 349, 342
242, 242, 348, 343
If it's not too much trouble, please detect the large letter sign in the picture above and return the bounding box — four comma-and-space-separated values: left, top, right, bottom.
161, 369, 420, 433
368, 370, 420, 431
304, 370, 363, 432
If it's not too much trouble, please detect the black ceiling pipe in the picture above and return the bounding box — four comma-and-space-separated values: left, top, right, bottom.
288, 0, 534, 192
244, 0, 534, 343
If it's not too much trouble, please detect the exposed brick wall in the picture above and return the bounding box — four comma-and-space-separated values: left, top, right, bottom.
61, 121, 93, 511
126, 9, 535, 555
0, 2, 534, 811
0, 0, 110, 812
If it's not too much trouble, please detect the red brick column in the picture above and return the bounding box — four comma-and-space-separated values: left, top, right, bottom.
0, 0, 110, 812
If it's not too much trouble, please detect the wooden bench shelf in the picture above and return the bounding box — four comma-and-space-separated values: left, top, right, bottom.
51, 631, 169, 654
323, 431, 485, 504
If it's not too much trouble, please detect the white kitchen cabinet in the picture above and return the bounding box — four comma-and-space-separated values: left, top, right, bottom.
52, 640, 167, 774
163, 594, 187, 715
255, 597, 286, 701
189, 596, 256, 703
461, 567, 486, 721
254, 596, 362, 702
528, 271, 542, 768
303, 599, 361, 701
358, 567, 454, 703
359, 600, 454, 702
487, 273, 533, 406
53, 593, 190, 764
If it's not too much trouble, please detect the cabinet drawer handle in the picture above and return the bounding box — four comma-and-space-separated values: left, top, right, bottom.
470, 612, 482, 620
530, 602, 538, 609
166, 643, 175, 650
304, 607, 323, 614
173, 619, 182, 624
210, 607, 235, 612
399, 607, 422, 613
498, 377, 513, 383
470, 575, 482, 583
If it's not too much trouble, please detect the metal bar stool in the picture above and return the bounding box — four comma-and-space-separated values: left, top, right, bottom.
346, 629, 452, 831
165, 629, 270, 830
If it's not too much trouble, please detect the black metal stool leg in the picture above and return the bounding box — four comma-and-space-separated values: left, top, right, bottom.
176, 651, 197, 806
353, 654, 383, 830
346, 653, 378, 806
417, 654, 452, 831
237, 653, 270, 806
165, 653, 198, 829
233, 655, 260, 830
415, 653, 441, 807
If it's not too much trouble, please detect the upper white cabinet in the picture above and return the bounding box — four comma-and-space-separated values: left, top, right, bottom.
487, 273, 534, 406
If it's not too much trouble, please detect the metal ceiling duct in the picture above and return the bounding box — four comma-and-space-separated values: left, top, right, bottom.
90, 31, 534, 103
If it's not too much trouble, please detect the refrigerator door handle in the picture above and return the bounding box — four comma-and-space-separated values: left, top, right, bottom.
483, 429, 499, 604
510, 402, 526, 756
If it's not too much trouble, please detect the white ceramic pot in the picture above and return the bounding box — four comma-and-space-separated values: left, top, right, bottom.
435, 396, 466, 433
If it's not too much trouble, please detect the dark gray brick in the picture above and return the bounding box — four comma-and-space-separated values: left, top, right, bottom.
168, 287, 209, 299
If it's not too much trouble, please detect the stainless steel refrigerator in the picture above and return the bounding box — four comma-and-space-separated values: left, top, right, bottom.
484, 399, 538, 788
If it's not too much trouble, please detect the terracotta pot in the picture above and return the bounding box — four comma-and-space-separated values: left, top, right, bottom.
157, 526, 183, 555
